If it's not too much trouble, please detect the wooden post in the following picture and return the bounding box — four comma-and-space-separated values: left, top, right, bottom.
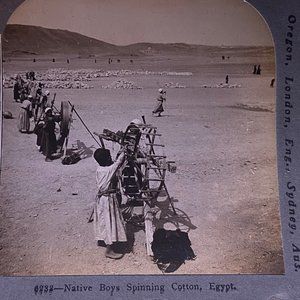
63, 134, 69, 158
144, 202, 154, 256
62, 105, 74, 158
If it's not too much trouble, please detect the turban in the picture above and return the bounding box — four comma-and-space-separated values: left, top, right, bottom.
130, 119, 143, 126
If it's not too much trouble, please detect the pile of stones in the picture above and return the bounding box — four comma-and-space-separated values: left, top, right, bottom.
103, 79, 142, 89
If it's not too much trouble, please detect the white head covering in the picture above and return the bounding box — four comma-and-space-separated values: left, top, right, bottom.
158, 88, 163, 93
130, 118, 143, 126
45, 90, 50, 96
21, 100, 31, 109
45, 107, 52, 113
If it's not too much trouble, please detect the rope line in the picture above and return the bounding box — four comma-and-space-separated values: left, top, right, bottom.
68, 100, 102, 148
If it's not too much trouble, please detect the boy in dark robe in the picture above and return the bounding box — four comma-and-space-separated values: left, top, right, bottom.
41, 108, 60, 162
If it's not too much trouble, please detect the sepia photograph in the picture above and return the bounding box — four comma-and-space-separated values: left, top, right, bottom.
0, 0, 284, 276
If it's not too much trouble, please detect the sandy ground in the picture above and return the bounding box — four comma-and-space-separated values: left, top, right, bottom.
0, 53, 284, 275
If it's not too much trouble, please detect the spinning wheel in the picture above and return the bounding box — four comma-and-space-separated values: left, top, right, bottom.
120, 123, 169, 204
94, 120, 176, 255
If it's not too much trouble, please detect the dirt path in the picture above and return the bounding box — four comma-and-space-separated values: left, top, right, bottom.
0, 56, 283, 275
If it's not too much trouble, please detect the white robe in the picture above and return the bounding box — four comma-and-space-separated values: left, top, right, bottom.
94, 154, 127, 245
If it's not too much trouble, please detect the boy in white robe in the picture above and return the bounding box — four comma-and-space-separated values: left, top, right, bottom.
93, 148, 127, 259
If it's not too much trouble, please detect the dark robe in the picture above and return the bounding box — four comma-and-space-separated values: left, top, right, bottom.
34, 122, 44, 147
40, 115, 58, 158
13, 78, 25, 102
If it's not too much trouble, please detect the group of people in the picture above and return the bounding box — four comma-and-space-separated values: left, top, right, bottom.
14, 75, 167, 257
15, 71, 62, 162
16, 71, 51, 130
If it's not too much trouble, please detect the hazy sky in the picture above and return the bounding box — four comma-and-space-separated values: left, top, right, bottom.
7, 0, 273, 46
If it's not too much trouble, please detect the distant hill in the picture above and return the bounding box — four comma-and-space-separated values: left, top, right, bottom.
2, 24, 119, 56
2, 24, 274, 58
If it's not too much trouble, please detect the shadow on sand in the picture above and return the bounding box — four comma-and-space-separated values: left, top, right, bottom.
119, 196, 197, 273
153, 196, 197, 233
151, 197, 197, 273
66, 140, 94, 160
94, 190, 196, 273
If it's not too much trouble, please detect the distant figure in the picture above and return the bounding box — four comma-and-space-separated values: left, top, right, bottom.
117, 59, 120, 63
33, 58, 36, 62
152, 88, 166, 117
257, 65, 261, 75
52, 58, 55, 62
253, 65, 257, 74
28, 70, 35, 81
130, 59, 133, 63
67, 59, 70, 64
18, 99, 32, 133
270, 78, 275, 87
95, 59, 97, 63
222, 56, 225, 60
225, 75, 229, 84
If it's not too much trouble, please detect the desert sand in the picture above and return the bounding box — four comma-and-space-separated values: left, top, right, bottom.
0, 45, 284, 275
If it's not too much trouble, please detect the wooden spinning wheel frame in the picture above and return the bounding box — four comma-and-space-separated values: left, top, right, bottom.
94, 121, 176, 255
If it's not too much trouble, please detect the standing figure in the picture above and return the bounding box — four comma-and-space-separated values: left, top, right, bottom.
18, 99, 32, 133
225, 75, 229, 84
41, 90, 50, 110
13, 74, 25, 102
270, 78, 275, 88
93, 148, 127, 259
36, 90, 50, 121
152, 88, 166, 117
32, 83, 43, 122
26, 71, 39, 117
253, 65, 257, 74
41, 108, 60, 162
34, 119, 45, 150
257, 65, 261, 75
